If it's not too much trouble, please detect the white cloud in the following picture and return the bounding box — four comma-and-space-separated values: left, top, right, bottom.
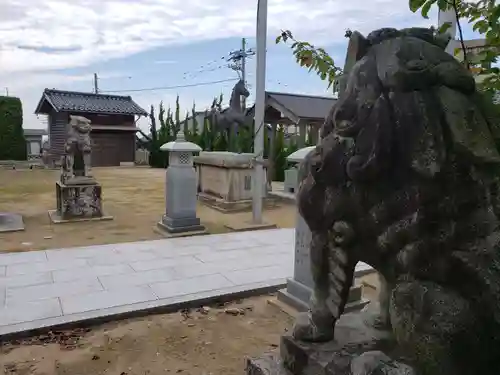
0, 0, 432, 73
0, 0, 435, 129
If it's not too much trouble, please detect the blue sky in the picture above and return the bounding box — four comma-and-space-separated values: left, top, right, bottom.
0, 0, 484, 132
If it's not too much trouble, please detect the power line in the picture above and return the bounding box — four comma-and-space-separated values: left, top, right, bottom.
100, 78, 237, 94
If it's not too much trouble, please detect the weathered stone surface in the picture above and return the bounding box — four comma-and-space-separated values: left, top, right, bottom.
281, 312, 393, 375
247, 310, 398, 375
350, 351, 416, 375
0, 212, 24, 233
55, 181, 103, 219
246, 354, 290, 375
61, 115, 95, 185
286, 26, 500, 375
157, 131, 206, 236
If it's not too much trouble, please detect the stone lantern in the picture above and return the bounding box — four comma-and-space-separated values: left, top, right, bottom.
156, 130, 207, 236
283, 146, 315, 194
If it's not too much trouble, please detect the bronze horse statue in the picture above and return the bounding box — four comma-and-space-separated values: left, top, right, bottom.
209, 79, 254, 152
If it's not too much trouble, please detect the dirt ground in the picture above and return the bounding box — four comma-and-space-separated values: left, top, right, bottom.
0, 295, 293, 375
0, 167, 297, 253
0, 277, 381, 375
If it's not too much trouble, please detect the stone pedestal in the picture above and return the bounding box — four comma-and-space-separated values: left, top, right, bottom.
0, 212, 25, 233
194, 151, 274, 213
155, 133, 207, 237
246, 310, 412, 375
48, 181, 113, 223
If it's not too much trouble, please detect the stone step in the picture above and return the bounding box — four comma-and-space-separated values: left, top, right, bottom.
277, 283, 370, 314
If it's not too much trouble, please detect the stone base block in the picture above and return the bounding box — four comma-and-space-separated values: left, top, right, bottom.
0, 212, 25, 233
48, 210, 113, 224
277, 282, 369, 314
155, 215, 208, 238
52, 181, 112, 222
268, 190, 296, 203
224, 221, 278, 232
246, 311, 400, 375
197, 192, 280, 213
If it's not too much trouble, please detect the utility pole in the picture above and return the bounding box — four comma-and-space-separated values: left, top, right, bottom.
253, 0, 267, 224
228, 38, 255, 111
93, 73, 99, 94
241, 38, 247, 110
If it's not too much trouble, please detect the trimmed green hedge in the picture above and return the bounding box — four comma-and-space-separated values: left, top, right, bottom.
0, 96, 26, 161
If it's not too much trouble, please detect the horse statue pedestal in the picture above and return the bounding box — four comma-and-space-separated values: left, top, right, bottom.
48, 115, 113, 224
194, 151, 275, 213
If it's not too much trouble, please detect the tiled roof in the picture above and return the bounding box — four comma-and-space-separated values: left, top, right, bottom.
23, 128, 47, 136
35, 89, 148, 116
266, 91, 335, 121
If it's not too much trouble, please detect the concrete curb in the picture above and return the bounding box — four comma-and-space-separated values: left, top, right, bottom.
0, 279, 286, 342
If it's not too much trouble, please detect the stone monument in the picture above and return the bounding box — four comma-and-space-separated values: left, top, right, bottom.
195, 151, 272, 213
48, 115, 112, 223
277, 146, 372, 314
156, 129, 207, 237
247, 27, 500, 375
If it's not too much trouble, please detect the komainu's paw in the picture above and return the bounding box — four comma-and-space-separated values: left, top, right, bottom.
292, 312, 335, 342
362, 302, 391, 330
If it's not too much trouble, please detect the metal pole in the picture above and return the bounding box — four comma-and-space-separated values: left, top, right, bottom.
252, 0, 267, 224
94, 73, 99, 94
438, 8, 458, 55
241, 38, 247, 111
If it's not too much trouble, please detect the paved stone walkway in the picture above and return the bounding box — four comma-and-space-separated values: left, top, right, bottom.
0, 228, 372, 337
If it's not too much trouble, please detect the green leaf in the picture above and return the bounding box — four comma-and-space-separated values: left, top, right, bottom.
473, 20, 489, 33
421, 0, 436, 18
438, 22, 452, 34
437, 0, 448, 11
275, 35, 282, 44
409, 0, 427, 12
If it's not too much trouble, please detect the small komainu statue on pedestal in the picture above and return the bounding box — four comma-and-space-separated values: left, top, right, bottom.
247, 27, 500, 375
61, 115, 94, 184
49, 115, 110, 222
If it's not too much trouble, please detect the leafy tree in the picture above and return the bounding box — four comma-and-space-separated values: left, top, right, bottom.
0, 96, 27, 161
275, 30, 343, 91
148, 104, 167, 168
146, 93, 300, 181
191, 102, 199, 138
409, 0, 499, 93
275, 1, 499, 94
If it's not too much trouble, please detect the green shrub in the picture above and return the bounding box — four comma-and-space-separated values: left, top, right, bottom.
0, 96, 26, 161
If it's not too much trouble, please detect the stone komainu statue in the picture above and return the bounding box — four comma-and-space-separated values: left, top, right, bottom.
294, 27, 500, 375
62, 115, 92, 182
